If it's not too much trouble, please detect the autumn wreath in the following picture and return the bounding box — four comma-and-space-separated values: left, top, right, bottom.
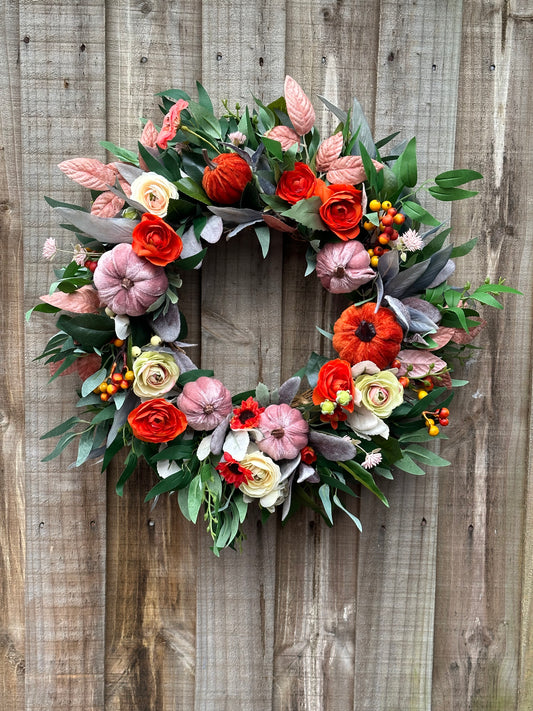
31, 77, 519, 553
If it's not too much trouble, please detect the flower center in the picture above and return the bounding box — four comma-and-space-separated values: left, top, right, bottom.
271, 427, 285, 439
239, 409, 256, 424
355, 319, 376, 342
121, 277, 134, 290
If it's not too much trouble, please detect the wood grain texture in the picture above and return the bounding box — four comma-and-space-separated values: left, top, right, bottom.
103, 2, 202, 709
353, 2, 464, 709
433, 2, 533, 710
195, 2, 286, 708
20, 1, 107, 708
0, 2, 25, 709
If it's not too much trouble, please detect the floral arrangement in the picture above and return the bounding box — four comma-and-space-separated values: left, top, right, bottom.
31, 76, 518, 554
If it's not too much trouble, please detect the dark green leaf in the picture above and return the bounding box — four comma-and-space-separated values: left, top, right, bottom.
177, 369, 215, 386
338, 460, 389, 506
40, 416, 81, 440
196, 81, 213, 112
394, 137, 417, 187
56, 313, 115, 349
402, 200, 440, 226
177, 248, 208, 270
434, 169, 483, 188
176, 177, 211, 204
144, 468, 194, 501
428, 186, 478, 202
115, 452, 138, 496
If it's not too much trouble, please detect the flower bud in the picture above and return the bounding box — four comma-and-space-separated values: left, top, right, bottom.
336, 389, 353, 407
320, 400, 336, 415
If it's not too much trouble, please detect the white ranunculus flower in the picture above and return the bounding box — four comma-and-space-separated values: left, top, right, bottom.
132, 350, 180, 399
130, 171, 179, 217
238, 451, 285, 511
345, 406, 390, 440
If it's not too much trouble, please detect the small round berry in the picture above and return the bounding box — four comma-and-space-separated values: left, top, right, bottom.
417, 390, 428, 400
398, 376, 410, 388
104, 307, 115, 318
378, 234, 390, 246
386, 207, 397, 217
100, 392, 109, 402
113, 338, 124, 347
107, 383, 118, 395
393, 213, 406, 225
150, 335, 162, 346
369, 199, 381, 212
381, 200, 392, 210
124, 370, 135, 382
363, 221, 375, 231
99, 382, 108, 393
373, 245, 384, 256
367, 248, 375, 257
131, 346, 142, 358
120, 380, 130, 389
381, 214, 393, 227
384, 226, 395, 236
370, 255, 379, 267
389, 231, 399, 241
428, 425, 440, 436
425, 418, 435, 427
439, 417, 449, 427
391, 358, 401, 369
438, 407, 450, 418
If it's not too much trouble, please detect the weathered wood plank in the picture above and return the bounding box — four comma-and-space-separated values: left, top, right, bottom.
195, 2, 286, 708
0, 2, 25, 709
353, 1, 464, 708
103, 1, 203, 708
433, 2, 533, 709
20, 1, 107, 708
272, 3, 382, 708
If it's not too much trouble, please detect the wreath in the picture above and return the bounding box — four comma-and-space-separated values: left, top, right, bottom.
31, 76, 518, 554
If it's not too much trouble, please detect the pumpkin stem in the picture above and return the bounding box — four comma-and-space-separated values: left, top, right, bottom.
271, 427, 285, 439
334, 265, 346, 278
202, 148, 217, 171
355, 319, 376, 342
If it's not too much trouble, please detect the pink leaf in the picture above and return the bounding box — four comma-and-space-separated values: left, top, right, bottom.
429, 371, 453, 390
397, 350, 447, 378
326, 155, 384, 185
450, 319, 486, 345
91, 191, 125, 217
265, 125, 300, 151
140, 120, 159, 148
50, 354, 102, 380
284, 76, 315, 135
117, 175, 132, 197
315, 132, 344, 172
58, 158, 117, 191
40, 285, 102, 314
428, 327, 456, 350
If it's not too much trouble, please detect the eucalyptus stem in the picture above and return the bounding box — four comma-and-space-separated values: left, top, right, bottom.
182, 125, 220, 154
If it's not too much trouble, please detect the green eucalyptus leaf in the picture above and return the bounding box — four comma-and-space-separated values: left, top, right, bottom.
81, 366, 108, 397
434, 169, 483, 188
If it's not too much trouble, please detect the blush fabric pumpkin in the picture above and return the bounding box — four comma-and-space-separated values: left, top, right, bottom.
333, 302, 404, 369
93, 243, 168, 317
202, 152, 253, 205
257, 403, 309, 461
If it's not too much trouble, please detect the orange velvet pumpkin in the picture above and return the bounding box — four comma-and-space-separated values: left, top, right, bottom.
332, 302, 404, 369
202, 152, 253, 205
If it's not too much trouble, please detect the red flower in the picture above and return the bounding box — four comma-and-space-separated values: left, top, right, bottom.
312, 358, 356, 429
230, 396, 265, 430
216, 453, 253, 487
300, 446, 317, 465
333, 303, 404, 369
156, 99, 189, 149
132, 213, 183, 266
128, 398, 188, 443
318, 183, 363, 241
275, 162, 317, 204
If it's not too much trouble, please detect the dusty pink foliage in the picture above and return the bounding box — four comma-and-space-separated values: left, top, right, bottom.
266, 125, 300, 151
40, 285, 102, 314
140, 120, 159, 148
50, 353, 102, 380
396, 350, 447, 379
284, 75, 315, 135
58, 158, 117, 191
315, 132, 344, 172
91, 191, 125, 217
326, 155, 384, 185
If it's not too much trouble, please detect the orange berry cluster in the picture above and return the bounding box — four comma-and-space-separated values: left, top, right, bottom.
423, 407, 450, 437
364, 200, 406, 267
95, 368, 135, 402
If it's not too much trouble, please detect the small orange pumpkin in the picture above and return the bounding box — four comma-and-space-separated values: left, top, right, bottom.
202, 151, 253, 205
332, 302, 404, 369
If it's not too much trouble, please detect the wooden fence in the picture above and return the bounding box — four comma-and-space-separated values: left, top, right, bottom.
2, 0, 532, 708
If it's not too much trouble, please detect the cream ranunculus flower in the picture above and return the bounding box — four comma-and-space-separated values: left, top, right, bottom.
354, 369, 404, 419
130, 171, 179, 217
132, 351, 180, 399
238, 451, 284, 511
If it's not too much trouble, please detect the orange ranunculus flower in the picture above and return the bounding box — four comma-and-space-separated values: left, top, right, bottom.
319, 183, 363, 241
132, 213, 183, 267
275, 162, 317, 204
128, 398, 188, 443
156, 99, 189, 149
333, 303, 404, 370
312, 358, 356, 428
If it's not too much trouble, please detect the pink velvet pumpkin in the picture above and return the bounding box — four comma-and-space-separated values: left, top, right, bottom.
176, 376, 232, 431
258, 404, 309, 461
93, 243, 168, 317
